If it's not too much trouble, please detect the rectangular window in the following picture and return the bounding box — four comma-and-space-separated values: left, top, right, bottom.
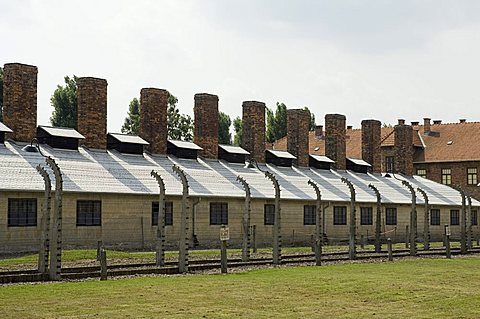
360, 207, 373, 225
303, 205, 316, 225
430, 209, 440, 226
472, 210, 478, 226
385, 208, 397, 225
264, 204, 275, 225
333, 206, 347, 225
467, 168, 478, 185
76, 200, 101, 226
152, 201, 173, 226
441, 168, 452, 185
386, 156, 395, 173
8, 198, 37, 227
416, 169, 427, 178
210, 203, 228, 225
450, 209, 459, 226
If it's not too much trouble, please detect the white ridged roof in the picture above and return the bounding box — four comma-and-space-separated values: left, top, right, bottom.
108, 133, 149, 145
38, 126, 85, 139
0, 141, 477, 207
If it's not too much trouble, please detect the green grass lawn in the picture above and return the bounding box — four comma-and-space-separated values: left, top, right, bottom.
1, 257, 480, 318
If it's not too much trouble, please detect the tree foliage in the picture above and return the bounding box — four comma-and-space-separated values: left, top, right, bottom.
50, 76, 77, 128
232, 116, 243, 146
266, 102, 287, 143
167, 94, 194, 141
0, 67, 3, 122
121, 98, 141, 134
303, 106, 316, 130
218, 111, 232, 145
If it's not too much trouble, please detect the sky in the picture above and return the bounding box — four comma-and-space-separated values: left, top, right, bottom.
1, 0, 480, 132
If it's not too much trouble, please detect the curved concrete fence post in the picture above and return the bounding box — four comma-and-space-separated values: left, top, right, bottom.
341, 177, 356, 260
402, 180, 417, 256
236, 175, 251, 262
46, 157, 63, 281
172, 164, 190, 273
368, 184, 382, 253
467, 195, 473, 249
454, 186, 467, 254
308, 180, 322, 266
265, 171, 282, 265
151, 170, 166, 266
417, 188, 430, 251
36, 165, 52, 275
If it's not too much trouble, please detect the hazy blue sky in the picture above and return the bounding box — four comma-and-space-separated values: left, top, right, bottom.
1, 0, 480, 132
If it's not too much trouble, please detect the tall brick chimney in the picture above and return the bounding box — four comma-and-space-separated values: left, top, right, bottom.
361, 119, 381, 173
139, 88, 168, 154
76, 77, 108, 149
314, 125, 323, 138
194, 93, 218, 159
394, 124, 413, 176
242, 101, 266, 163
2, 63, 38, 142
287, 109, 310, 167
325, 114, 346, 170
423, 118, 431, 134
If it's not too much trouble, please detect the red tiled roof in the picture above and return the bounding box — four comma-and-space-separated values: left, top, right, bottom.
271, 121, 480, 163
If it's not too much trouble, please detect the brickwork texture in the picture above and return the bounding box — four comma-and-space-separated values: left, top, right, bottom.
139, 88, 169, 154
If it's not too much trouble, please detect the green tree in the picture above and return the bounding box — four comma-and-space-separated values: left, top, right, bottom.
0, 67, 3, 122
50, 76, 77, 128
218, 111, 232, 145
302, 106, 316, 130
266, 102, 287, 143
121, 98, 141, 134
167, 94, 194, 141
232, 116, 243, 146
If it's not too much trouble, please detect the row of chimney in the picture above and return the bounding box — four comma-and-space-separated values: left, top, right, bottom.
2, 62, 414, 176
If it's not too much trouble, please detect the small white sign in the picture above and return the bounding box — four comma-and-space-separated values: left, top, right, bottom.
445, 226, 451, 236
220, 226, 230, 241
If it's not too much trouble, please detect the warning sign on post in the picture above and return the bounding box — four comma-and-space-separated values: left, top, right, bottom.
220, 226, 230, 241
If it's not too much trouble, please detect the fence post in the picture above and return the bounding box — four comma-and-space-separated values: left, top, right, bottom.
252, 225, 257, 253
46, 157, 63, 281
151, 170, 167, 266
236, 176, 251, 262
341, 177, 356, 260
173, 165, 190, 273
445, 224, 451, 259
100, 248, 107, 280
36, 165, 52, 275
368, 184, 382, 253
387, 238, 393, 261
96, 240, 103, 261
265, 171, 282, 265
405, 225, 409, 249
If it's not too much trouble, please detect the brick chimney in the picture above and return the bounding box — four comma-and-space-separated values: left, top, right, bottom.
314, 125, 323, 138
287, 109, 310, 167
361, 119, 381, 173
2, 63, 38, 142
242, 101, 266, 163
194, 93, 218, 159
394, 123, 413, 176
325, 114, 346, 170
397, 119, 405, 125
423, 118, 431, 134
76, 77, 108, 149
139, 88, 168, 154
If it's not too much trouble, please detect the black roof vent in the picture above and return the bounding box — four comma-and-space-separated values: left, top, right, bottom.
218, 144, 250, 163
107, 133, 149, 155
167, 140, 202, 159
309, 154, 334, 170
346, 157, 371, 174
0, 122, 13, 144
36, 126, 84, 150
266, 149, 296, 167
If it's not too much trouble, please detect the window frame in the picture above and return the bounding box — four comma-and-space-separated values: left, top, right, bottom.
385, 207, 397, 225
210, 202, 228, 225
360, 207, 373, 225
441, 168, 452, 185
333, 206, 347, 225
8, 198, 37, 227
385, 156, 395, 173
467, 168, 478, 185
450, 209, 459, 226
430, 208, 440, 226
416, 168, 427, 178
471, 210, 478, 226
303, 205, 316, 225
264, 204, 275, 225
76, 200, 102, 226
152, 201, 173, 226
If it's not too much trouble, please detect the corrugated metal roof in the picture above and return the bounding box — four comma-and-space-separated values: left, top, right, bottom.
38, 126, 85, 139
218, 144, 250, 155
0, 122, 13, 133
168, 140, 203, 150
0, 141, 478, 207
266, 149, 296, 159
347, 157, 371, 167
310, 154, 335, 163
108, 133, 149, 145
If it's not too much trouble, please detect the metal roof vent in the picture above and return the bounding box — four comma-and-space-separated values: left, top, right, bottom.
218, 144, 250, 163
167, 140, 203, 159
265, 149, 296, 167
36, 125, 84, 150
107, 133, 149, 155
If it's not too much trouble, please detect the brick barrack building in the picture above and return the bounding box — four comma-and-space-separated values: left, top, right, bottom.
1, 62, 479, 252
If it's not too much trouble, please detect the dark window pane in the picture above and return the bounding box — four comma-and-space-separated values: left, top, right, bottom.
385, 208, 397, 225
152, 201, 173, 226
210, 203, 228, 225
360, 207, 373, 225
264, 204, 275, 225
472, 210, 478, 226
304, 205, 316, 225
450, 210, 459, 226
333, 206, 347, 225
8, 198, 37, 227
430, 209, 440, 226
76, 200, 102, 226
